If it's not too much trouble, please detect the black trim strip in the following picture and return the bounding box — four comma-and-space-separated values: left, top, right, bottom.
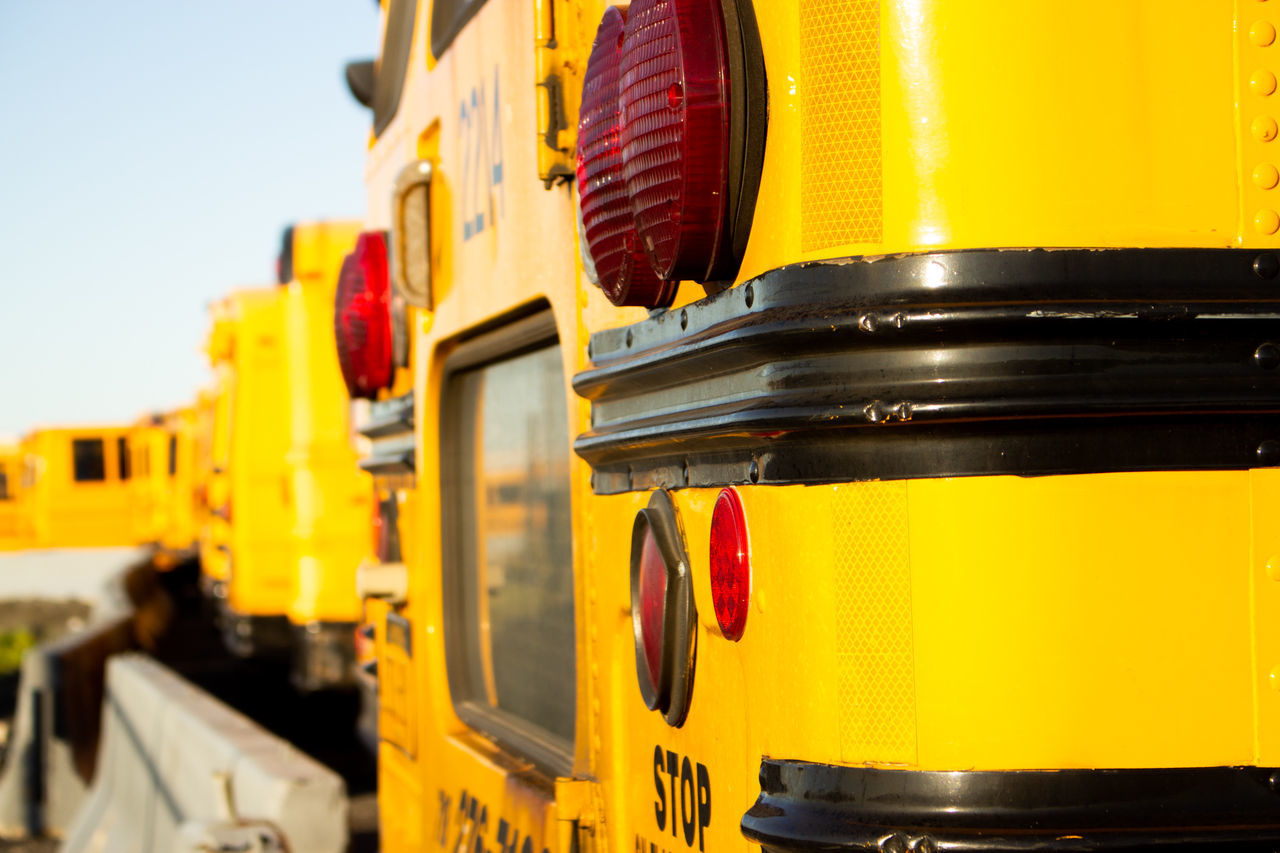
742, 759, 1280, 852
573, 249, 1280, 493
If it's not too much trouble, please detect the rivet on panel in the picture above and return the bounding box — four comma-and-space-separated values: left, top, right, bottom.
1256, 164, 1280, 189
749, 458, 760, 484
1253, 70, 1279, 96
1254, 253, 1280, 278
1255, 21, 1278, 46
1253, 116, 1279, 141
1258, 209, 1280, 235
745, 284, 755, 309
1267, 555, 1280, 582
1258, 439, 1280, 466
1257, 342, 1280, 369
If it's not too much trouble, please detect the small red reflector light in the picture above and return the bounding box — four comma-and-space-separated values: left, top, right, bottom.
709, 487, 749, 641
576, 6, 676, 308
638, 525, 668, 689
619, 0, 731, 282
334, 231, 394, 400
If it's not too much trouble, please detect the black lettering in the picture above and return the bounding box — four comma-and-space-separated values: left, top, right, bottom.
666, 750, 679, 837
635, 836, 643, 853
521, 838, 532, 853
680, 758, 696, 847
496, 819, 510, 853
696, 764, 711, 852
653, 745, 667, 831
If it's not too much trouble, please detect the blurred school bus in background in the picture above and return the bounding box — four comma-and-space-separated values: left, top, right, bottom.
19, 426, 135, 548
201, 287, 295, 659
0, 443, 25, 549
278, 220, 374, 690
156, 405, 198, 561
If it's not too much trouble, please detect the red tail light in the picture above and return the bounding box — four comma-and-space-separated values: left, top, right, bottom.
334, 232, 393, 400
637, 526, 668, 688
619, 0, 731, 282
709, 487, 750, 641
576, 7, 676, 308
630, 490, 696, 726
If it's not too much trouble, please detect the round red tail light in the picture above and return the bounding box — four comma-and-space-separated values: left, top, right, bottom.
577, 7, 677, 308
709, 487, 750, 641
334, 231, 393, 400
619, 0, 731, 282
630, 490, 697, 726
637, 526, 668, 689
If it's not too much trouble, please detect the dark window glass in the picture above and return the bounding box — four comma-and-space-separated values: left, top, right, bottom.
72, 439, 106, 483
443, 319, 575, 770
374, 0, 419, 135
117, 437, 131, 481
168, 434, 178, 477
0, 468, 10, 501
431, 0, 487, 60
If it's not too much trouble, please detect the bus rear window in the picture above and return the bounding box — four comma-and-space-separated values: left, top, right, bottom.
442, 316, 575, 771
117, 437, 131, 481
72, 439, 106, 483
0, 468, 9, 501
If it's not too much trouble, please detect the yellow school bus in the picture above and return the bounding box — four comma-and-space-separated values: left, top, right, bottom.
348, 1, 1280, 851
202, 287, 296, 657
127, 414, 168, 547
0, 443, 25, 550
278, 220, 376, 689
156, 405, 199, 561
199, 304, 235, 609
20, 426, 136, 548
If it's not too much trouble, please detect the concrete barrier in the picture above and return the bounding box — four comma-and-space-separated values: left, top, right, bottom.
60, 654, 347, 853
0, 550, 164, 839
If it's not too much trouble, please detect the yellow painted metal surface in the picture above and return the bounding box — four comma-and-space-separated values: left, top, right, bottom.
220, 288, 294, 619
281, 220, 373, 627
739, 0, 1260, 285
19, 426, 136, 548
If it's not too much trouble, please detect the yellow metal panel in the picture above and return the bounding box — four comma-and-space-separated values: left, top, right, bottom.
742, 0, 1248, 284
908, 472, 1253, 770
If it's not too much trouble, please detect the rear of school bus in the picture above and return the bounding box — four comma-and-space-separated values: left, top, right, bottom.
351, 1, 1280, 851
127, 415, 168, 547
0, 444, 24, 549
277, 220, 376, 689
215, 288, 296, 658
199, 303, 235, 607
22, 426, 136, 548
156, 405, 198, 562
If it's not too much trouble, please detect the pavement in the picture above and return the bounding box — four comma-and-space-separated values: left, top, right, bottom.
0, 549, 149, 606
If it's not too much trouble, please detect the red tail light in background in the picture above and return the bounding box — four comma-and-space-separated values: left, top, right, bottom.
576, 6, 676, 307
709, 487, 750, 641
619, 0, 731, 282
334, 231, 394, 400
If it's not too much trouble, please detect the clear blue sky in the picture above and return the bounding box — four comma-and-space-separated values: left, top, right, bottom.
0, 1, 377, 438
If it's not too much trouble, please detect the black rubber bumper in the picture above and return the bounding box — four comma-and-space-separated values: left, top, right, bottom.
741, 759, 1280, 852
